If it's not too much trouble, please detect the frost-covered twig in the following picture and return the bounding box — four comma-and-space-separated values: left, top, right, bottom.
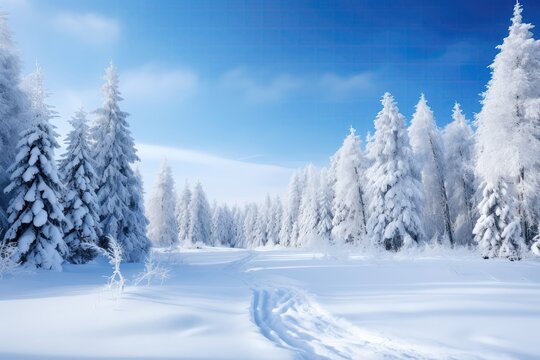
133, 252, 170, 286
86, 236, 125, 299
0, 240, 19, 279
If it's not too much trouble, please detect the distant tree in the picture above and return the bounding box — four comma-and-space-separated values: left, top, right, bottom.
148, 161, 179, 247
3, 68, 66, 270
59, 108, 100, 264
280, 171, 303, 246
331, 128, 368, 245
93, 63, 149, 262
176, 181, 192, 245
409, 94, 454, 245
442, 103, 476, 246
187, 182, 212, 246
366, 93, 424, 251
266, 195, 283, 246
317, 169, 333, 243
298, 165, 320, 246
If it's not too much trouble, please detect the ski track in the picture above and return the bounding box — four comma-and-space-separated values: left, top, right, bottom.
233, 250, 468, 360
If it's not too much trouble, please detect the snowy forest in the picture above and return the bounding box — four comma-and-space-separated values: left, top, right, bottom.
1, 2, 540, 273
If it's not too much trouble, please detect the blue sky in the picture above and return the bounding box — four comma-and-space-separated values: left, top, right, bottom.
3, 0, 538, 203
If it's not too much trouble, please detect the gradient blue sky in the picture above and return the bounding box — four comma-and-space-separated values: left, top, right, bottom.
3, 0, 538, 203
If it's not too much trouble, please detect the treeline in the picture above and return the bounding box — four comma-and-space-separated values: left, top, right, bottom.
148, 3, 540, 260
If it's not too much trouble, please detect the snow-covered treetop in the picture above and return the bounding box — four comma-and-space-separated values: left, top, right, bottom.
409, 94, 441, 162
22, 66, 57, 126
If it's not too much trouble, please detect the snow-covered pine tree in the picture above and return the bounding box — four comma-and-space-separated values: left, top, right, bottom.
279, 171, 303, 246
442, 103, 476, 246
330, 127, 368, 246
473, 180, 522, 260
253, 200, 269, 247
230, 205, 245, 248
409, 94, 454, 246
0, 14, 30, 232
366, 93, 424, 251
242, 203, 259, 248
3, 67, 67, 270
176, 181, 191, 245
266, 195, 283, 246
298, 165, 320, 246
147, 161, 179, 247
475, 1, 540, 246
211, 204, 234, 246
317, 168, 333, 243
59, 108, 100, 264
93, 63, 149, 262
187, 181, 211, 246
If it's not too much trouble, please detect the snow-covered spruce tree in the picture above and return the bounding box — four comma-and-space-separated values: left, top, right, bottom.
230, 205, 245, 248
0, 14, 30, 230
59, 108, 100, 264
331, 127, 368, 246
442, 103, 476, 246
187, 181, 211, 246
298, 165, 321, 246
93, 63, 150, 262
147, 161, 179, 247
366, 93, 424, 251
473, 180, 522, 260
475, 1, 540, 246
211, 204, 234, 246
279, 171, 303, 246
3, 68, 67, 270
266, 195, 283, 246
176, 181, 191, 245
317, 168, 333, 243
242, 203, 259, 248
409, 94, 454, 246
253, 200, 269, 247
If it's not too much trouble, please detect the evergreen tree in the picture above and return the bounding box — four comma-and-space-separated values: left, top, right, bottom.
442, 103, 476, 246
475, 1, 540, 246
93, 63, 149, 262
317, 169, 333, 243
298, 165, 320, 246
473, 180, 522, 260
366, 93, 424, 251
409, 94, 454, 245
148, 161, 179, 247
279, 171, 303, 246
3, 68, 66, 270
266, 195, 283, 246
59, 108, 100, 264
331, 128, 368, 245
211, 204, 234, 247
176, 181, 192, 245
242, 203, 259, 248
0, 15, 29, 232
187, 182, 211, 246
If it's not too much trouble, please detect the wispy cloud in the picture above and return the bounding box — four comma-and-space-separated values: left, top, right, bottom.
122, 64, 199, 103
53, 12, 120, 45
221, 68, 303, 103
319, 72, 374, 101
137, 144, 294, 204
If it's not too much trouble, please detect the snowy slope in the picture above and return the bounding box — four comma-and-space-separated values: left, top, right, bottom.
0, 248, 539, 359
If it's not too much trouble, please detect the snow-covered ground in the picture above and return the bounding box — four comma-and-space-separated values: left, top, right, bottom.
0, 247, 539, 360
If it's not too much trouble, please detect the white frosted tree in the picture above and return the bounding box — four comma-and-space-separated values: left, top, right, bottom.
230, 205, 245, 248
317, 168, 333, 243
298, 165, 320, 246
176, 181, 191, 245
211, 204, 234, 247
242, 203, 259, 248
187, 182, 211, 246
279, 171, 303, 246
442, 103, 476, 246
147, 161, 178, 247
2, 68, 66, 270
366, 93, 424, 251
331, 127, 368, 245
0, 15, 29, 232
475, 2, 540, 247
409, 94, 454, 245
266, 195, 283, 246
59, 108, 100, 264
473, 180, 522, 260
93, 63, 149, 262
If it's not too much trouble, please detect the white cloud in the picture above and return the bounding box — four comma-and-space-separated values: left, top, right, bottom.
137, 144, 294, 205
122, 65, 199, 103
319, 72, 373, 101
221, 68, 303, 103
53, 12, 120, 45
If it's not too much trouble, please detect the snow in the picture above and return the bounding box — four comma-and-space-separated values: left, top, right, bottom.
1, 247, 539, 359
